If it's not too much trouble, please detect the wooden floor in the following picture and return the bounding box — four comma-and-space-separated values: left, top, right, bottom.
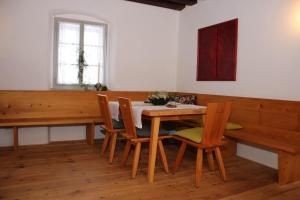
0, 140, 299, 200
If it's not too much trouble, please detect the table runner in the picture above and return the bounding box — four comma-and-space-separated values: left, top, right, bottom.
109, 101, 205, 128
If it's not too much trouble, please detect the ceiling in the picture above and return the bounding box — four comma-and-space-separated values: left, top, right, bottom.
125, 0, 198, 11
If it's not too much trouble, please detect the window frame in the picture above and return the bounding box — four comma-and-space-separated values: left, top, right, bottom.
53, 17, 108, 88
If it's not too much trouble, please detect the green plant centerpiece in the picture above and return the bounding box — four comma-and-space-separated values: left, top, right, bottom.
148, 92, 170, 105
94, 82, 108, 91
78, 48, 88, 86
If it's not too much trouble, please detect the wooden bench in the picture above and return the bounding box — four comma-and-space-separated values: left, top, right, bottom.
225, 127, 300, 185
0, 90, 150, 151
182, 93, 300, 185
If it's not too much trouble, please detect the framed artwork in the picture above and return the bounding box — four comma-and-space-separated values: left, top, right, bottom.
197, 19, 238, 81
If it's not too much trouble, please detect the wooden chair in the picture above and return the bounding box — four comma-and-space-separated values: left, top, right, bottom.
97, 95, 125, 163
172, 102, 232, 187
118, 97, 171, 178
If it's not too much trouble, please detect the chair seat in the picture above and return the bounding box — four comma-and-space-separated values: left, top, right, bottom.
136, 125, 176, 137
226, 122, 242, 130
174, 127, 203, 143
112, 119, 124, 129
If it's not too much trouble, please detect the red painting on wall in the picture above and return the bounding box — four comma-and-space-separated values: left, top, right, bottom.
197, 19, 238, 81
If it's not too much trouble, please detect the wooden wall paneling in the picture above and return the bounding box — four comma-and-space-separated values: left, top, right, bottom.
298, 113, 300, 132
229, 99, 261, 126
0, 91, 100, 120
194, 94, 261, 126
98, 91, 151, 101
259, 101, 299, 131
0, 91, 151, 121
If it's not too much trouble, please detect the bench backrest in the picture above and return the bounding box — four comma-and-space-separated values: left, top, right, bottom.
177, 93, 300, 143
0, 91, 150, 121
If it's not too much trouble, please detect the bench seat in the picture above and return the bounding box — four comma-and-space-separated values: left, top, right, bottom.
225, 129, 300, 154
224, 127, 300, 185
0, 117, 103, 151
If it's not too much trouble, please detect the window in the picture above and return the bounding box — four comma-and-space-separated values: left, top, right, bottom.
53, 18, 107, 87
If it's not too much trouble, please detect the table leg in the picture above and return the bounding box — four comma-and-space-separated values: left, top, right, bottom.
148, 117, 160, 183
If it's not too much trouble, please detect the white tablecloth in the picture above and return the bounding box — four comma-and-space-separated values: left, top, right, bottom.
109, 101, 205, 129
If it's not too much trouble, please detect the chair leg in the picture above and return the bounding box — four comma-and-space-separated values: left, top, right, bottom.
121, 140, 131, 167
195, 148, 203, 188
206, 150, 215, 171
109, 133, 118, 163
158, 140, 169, 173
173, 142, 187, 173
132, 142, 141, 178
100, 132, 110, 156
215, 147, 226, 181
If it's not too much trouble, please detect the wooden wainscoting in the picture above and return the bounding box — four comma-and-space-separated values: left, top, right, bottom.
0, 90, 151, 150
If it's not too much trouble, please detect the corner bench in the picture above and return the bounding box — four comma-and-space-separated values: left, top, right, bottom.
176, 92, 300, 185
0, 90, 151, 151
0, 91, 104, 151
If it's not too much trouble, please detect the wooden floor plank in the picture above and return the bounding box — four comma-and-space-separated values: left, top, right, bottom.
0, 140, 298, 200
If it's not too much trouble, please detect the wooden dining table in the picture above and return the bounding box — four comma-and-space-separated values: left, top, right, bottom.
142, 107, 206, 183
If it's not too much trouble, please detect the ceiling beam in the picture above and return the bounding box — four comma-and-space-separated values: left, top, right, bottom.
125, 0, 186, 11
167, 0, 197, 6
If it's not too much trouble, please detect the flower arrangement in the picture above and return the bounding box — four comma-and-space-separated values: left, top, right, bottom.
94, 82, 108, 91
148, 92, 170, 105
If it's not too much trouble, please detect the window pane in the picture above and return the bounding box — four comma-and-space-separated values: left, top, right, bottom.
59, 22, 80, 45
84, 24, 104, 84
57, 64, 79, 84
83, 66, 99, 85
99, 66, 104, 84
84, 24, 104, 46
58, 44, 79, 65
57, 22, 80, 85
84, 46, 102, 66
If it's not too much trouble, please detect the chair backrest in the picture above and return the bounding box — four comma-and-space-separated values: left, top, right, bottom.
97, 95, 114, 130
118, 97, 137, 139
202, 102, 232, 147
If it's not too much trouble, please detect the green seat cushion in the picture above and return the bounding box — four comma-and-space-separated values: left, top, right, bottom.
174, 127, 203, 143
226, 122, 242, 130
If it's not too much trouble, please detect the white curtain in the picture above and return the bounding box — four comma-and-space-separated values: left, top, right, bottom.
56, 21, 105, 85
83, 24, 104, 85
57, 22, 80, 84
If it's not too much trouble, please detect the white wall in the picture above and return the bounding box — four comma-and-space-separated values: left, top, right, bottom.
177, 0, 300, 168
0, 0, 179, 91
0, 0, 179, 146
